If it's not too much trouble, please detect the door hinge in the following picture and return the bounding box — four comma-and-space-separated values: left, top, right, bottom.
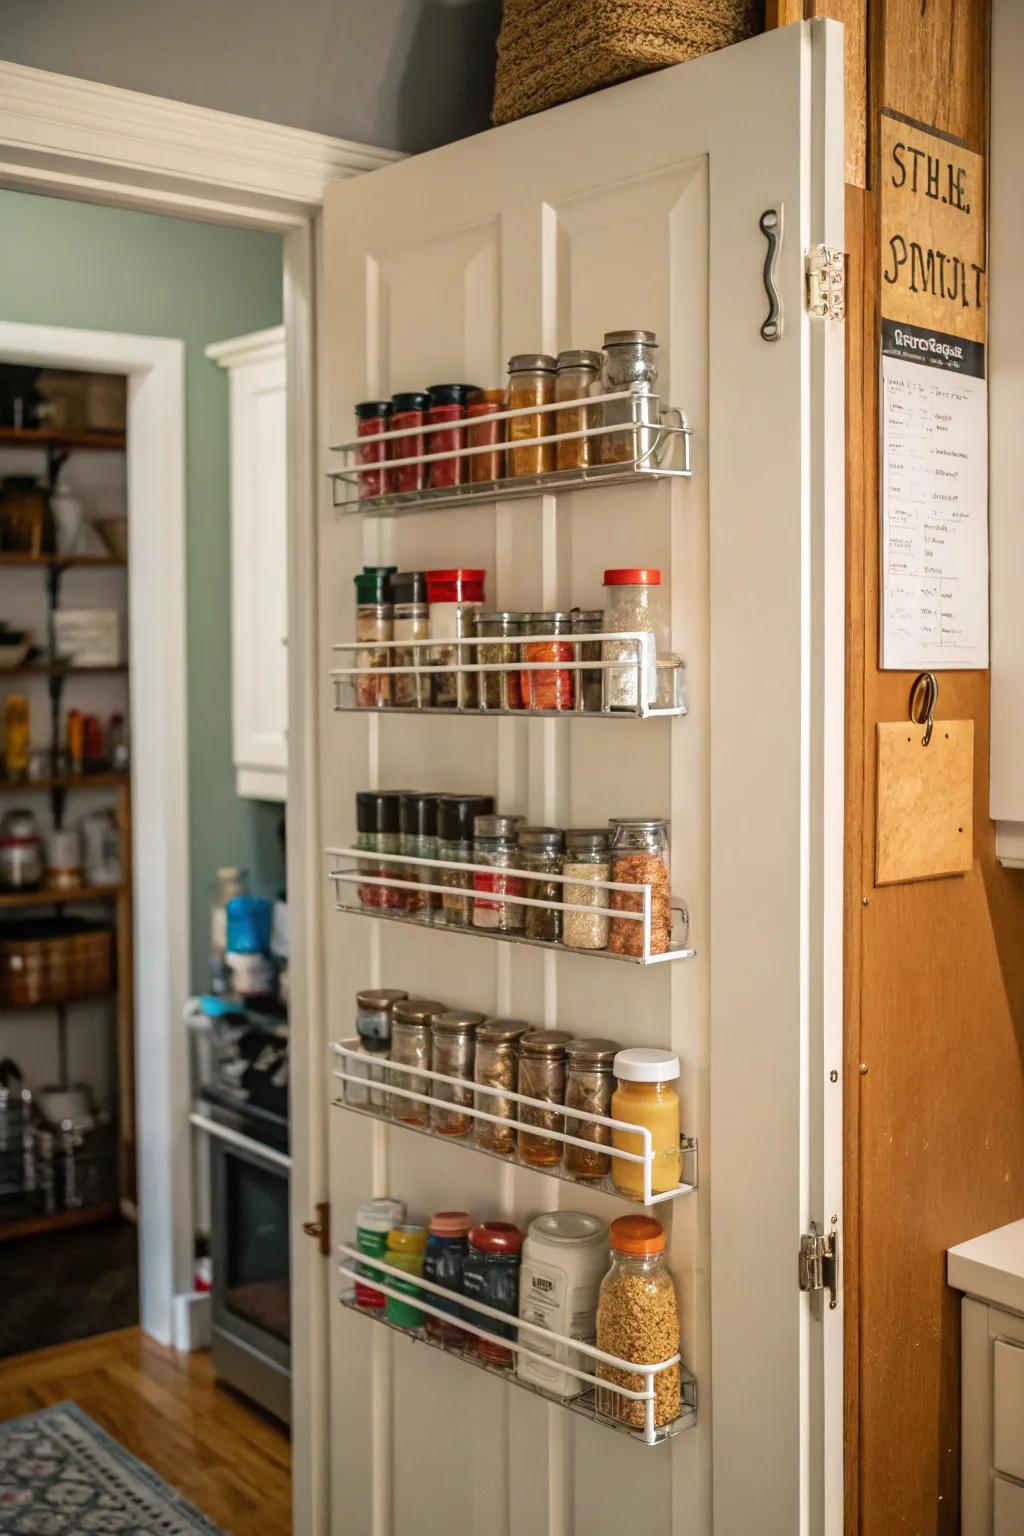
302, 1201, 330, 1257
799, 1221, 839, 1307
805, 246, 846, 321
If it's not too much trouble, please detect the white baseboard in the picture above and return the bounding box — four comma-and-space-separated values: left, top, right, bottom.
172, 1290, 212, 1352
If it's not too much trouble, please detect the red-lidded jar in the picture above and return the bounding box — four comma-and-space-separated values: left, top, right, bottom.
467, 388, 505, 484
390, 391, 431, 495
426, 384, 479, 489
462, 1221, 524, 1365
426, 568, 487, 710
355, 400, 393, 499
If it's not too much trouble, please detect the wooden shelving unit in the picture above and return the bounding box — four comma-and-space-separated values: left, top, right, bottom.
0, 1203, 119, 1243
0, 427, 126, 452
0, 771, 129, 793
0, 883, 123, 911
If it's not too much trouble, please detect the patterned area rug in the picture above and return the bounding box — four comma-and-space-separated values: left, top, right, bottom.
0, 1402, 222, 1534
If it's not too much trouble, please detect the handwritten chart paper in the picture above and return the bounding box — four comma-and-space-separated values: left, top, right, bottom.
881, 355, 988, 669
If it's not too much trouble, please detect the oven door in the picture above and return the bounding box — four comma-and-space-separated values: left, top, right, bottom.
207, 1118, 291, 1423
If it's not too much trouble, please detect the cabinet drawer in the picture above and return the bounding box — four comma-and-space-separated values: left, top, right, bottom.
994, 1474, 1024, 1536
995, 1340, 1024, 1481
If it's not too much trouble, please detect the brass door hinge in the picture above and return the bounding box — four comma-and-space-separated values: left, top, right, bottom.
806, 246, 846, 321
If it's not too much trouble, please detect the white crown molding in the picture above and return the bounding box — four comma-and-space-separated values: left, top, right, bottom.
0, 59, 404, 229
205, 324, 286, 370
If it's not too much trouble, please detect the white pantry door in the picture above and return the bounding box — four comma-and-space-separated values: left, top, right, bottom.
310, 19, 844, 1536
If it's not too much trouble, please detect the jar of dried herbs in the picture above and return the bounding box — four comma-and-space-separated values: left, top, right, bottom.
430, 1009, 484, 1137
517, 1029, 571, 1167
607, 817, 672, 957
437, 793, 494, 928
388, 998, 445, 1126
472, 813, 526, 932
563, 1037, 619, 1180
475, 611, 525, 711
506, 354, 556, 477
561, 828, 610, 951
570, 609, 604, 713
519, 826, 565, 942
555, 349, 603, 470
473, 1019, 530, 1156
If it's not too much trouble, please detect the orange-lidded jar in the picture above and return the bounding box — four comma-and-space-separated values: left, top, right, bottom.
596, 1214, 681, 1430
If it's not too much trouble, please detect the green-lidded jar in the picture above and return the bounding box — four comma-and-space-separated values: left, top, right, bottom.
385, 1223, 428, 1328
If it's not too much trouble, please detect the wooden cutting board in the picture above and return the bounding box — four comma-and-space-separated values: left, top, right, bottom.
875, 719, 974, 885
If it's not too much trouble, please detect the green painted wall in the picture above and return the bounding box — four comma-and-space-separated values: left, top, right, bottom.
0, 189, 285, 988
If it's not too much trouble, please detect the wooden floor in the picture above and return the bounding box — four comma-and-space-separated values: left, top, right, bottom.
0, 1327, 291, 1534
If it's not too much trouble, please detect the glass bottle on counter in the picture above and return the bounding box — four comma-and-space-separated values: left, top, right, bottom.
596, 1215, 681, 1430
563, 1037, 619, 1181
610, 1048, 681, 1196
467, 388, 505, 483
473, 1019, 530, 1156
607, 817, 672, 957
390, 571, 429, 708
426, 568, 485, 709
472, 813, 526, 932
555, 349, 603, 469
354, 400, 393, 498
399, 790, 439, 921
476, 612, 525, 711
506, 354, 556, 477
518, 826, 565, 943
437, 793, 494, 928
354, 790, 404, 911
570, 609, 605, 714
388, 997, 445, 1127
390, 392, 430, 495
517, 1029, 572, 1167
520, 612, 576, 712
561, 828, 610, 950
601, 568, 667, 713
599, 330, 659, 465
430, 1009, 484, 1136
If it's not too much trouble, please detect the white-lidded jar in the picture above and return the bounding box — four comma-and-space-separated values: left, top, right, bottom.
355, 1196, 406, 1309
516, 1210, 609, 1398
610, 1047, 681, 1197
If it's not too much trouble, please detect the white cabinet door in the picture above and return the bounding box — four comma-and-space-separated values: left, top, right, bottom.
208, 326, 288, 802
313, 20, 843, 1536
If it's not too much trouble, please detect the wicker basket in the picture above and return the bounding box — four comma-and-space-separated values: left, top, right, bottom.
0, 918, 114, 1008
493, 0, 761, 125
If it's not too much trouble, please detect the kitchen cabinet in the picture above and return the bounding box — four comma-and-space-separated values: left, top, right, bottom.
306, 19, 844, 1535
206, 325, 287, 802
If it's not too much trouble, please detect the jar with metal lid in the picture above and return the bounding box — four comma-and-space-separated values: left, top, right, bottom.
520, 613, 575, 712
399, 790, 439, 921
555, 349, 603, 470
424, 1210, 473, 1341
506, 354, 556, 477
354, 790, 404, 910
472, 813, 526, 932
610, 1048, 682, 1196
437, 793, 494, 927
390, 571, 429, 707
607, 817, 672, 957
390, 392, 430, 495
354, 566, 397, 708
563, 1037, 620, 1180
600, 330, 659, 464
517, 1210, 609, 1397
517, 1029, 572, 1166
473, 1019, 530, 1155
561, 828, 611, 951
426, 383, 479, 489
426, 568, 485, 709
601, 568, 667, 712
570, 609, 604, 714
347, 987, 409, 1110
463, 1221, 523, 1364
388, 997, 445, 1126
476, 611, 525, 711
467, 388, 505, 483
385, 1223, 428, 1328
519, 827, 565, 943
354, 400, 393, 498
430, 1009, 485, 1136
596, 1215, 681, 1429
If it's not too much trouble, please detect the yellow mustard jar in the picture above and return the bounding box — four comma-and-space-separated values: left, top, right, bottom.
610, 1048, 682, 1198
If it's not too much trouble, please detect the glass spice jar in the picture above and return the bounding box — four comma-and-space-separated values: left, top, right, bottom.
596, 1215, 681, 1430
399, 790, 439, 921
520, 612, 576, 712
473, 1019, 530, 1156
467, 389, 505, 483
555, 349, 603, 470
607, 817, 672, 957
517, 1029, 572, 1166
600, 329, 659, 465
570, 609, 605, 713
519, 826, 565, 943
426, 568, 485, 709
426, 383, 479, 489
601, 568, 667, 712
561, 828, 611, 951
347, 987, 409, 1111
388, 997, 445, 1126
390, 571, 429, 708
354, 400, 393, 498
390, 392, 430, 495
354, 790, 404, 910
354, 566, 397, 708
430, 1009, 484, 1137
506, 354, 556, 477
437, 793, 494, 928
563, 1037, 620, 1181
462, 1221, 524, 1365
475, 611, 525, 711
472, 813, 526, 932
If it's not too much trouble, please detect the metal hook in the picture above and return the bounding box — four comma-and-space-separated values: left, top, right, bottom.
760, 207, 783, 342
909, 671, 938, 747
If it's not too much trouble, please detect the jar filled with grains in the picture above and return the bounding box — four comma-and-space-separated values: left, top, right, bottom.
506, 354, 556, 477
399, 790, 439, 921
438, 794, 494, 928
517, 1029, 572, 1167
596, 1215, 681, 1431
520, 612, 576, 712
607, 817, 672, 957
601, 568, 667, 712
473, 1019, 530, 1156
519, 827, 565, 943
390, 571, 429, 708
430, 1009, 484, 1137
570, 609, 605, 713
472, 814, 526, 931
354, 566, 397, 708
475, 612, 525, 711
388, 998, 445, 1127
561, 828, 611, 951
555, 349, 603, 470
563, 1037, 620, 1181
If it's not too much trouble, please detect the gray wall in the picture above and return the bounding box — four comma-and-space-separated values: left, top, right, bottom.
0, 0, 501, 153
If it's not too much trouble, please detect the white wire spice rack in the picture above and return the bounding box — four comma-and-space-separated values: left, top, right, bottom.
330, 1039, 698, 1207
328, 388, 692, 516
331, 631, 687, 719
337, 1244, 697, 1445
325, 848, 694, 966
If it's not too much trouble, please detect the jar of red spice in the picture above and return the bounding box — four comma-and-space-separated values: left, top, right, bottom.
354, 400, 393, 499
390, 391, 430, 495
520, 611, 576, 711
462, 1221, 524, 1365
426, 383, 479, 490
467, 388, 505, 484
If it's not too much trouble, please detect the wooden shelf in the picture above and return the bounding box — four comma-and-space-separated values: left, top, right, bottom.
0, 990, 115, 1012
0, 1202, 119, 1243
0, 771, 129, 793
0, 427, 126, 452
0, 883, 123, 910
0, 663, 128, 678
0, 552, 126, 568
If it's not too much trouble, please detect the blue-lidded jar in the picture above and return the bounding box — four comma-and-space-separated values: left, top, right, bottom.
462, 1221, 523, 1366
424, 1210, 473, 1343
